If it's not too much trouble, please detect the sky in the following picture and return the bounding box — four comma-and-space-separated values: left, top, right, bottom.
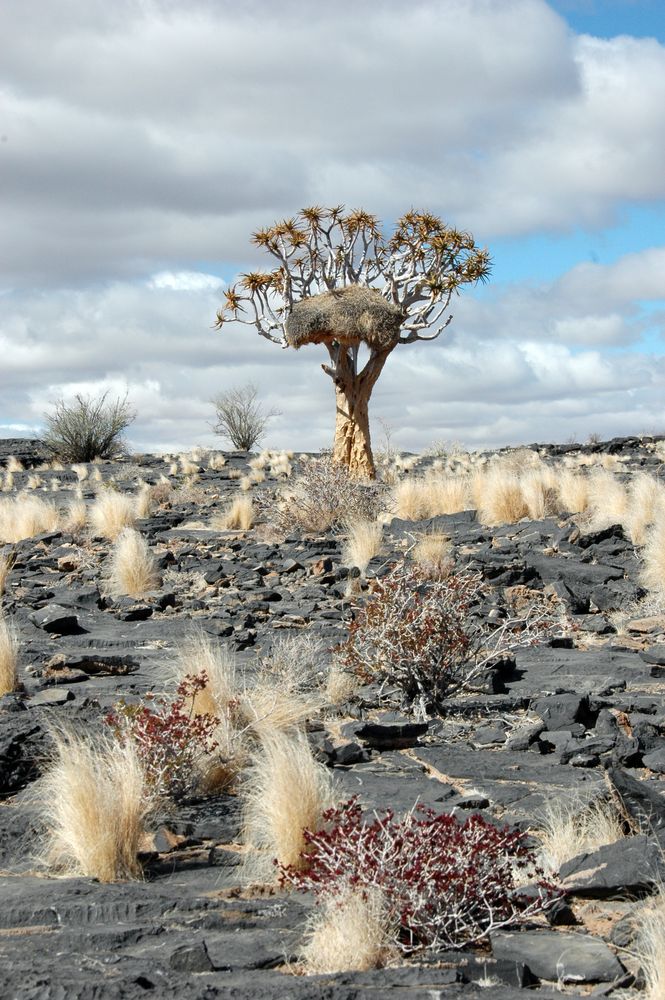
1, 0, 664, 455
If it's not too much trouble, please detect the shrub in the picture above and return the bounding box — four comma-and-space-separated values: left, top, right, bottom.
339, 562, 559, 716
211, 383, 279, 451
269, 457, 386, 534
104, 673, 219, 800
280, 797, 555, 952
43, 391, 136, 462
38, 729, 154, 881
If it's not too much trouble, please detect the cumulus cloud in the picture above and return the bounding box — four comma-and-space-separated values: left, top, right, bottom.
0, 0, 664, 452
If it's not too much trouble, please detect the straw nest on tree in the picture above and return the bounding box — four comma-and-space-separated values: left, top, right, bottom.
285, 285, 405, 351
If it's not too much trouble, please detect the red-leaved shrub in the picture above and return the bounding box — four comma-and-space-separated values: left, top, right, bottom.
280, 797, 556, 952
104, 673, 219, 799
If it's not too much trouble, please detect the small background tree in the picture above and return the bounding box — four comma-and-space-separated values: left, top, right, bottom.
214, 207, 490, 478
43, 392, 135, 462
211, 383, 279, 451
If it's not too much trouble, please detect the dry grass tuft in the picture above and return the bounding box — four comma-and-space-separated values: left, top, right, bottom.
640, 514, 665, 597
108, 528, 161, 597
474, 468, 528, 525
89, 489, 137, 539
631, 888, 665, 1000
392, 474, 470, 521
212, 496, 254, 530
584, 469, 628, 532
0, 550, 15, 596
242, 730, 337, 880
64, 498, 87, 534
410, 531, 453, 579
342, 519, 382, 573
0, 495, 60, 542
534, 795, 625, 875
0, 613, 19, 696
37, 729, 155, 881
557, 469, 590, 514
626, 474, 665, 546
299, 885, 395, 974
6, 456, 24, 473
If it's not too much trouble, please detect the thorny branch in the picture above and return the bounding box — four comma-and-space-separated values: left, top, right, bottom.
214, 207, 491, 348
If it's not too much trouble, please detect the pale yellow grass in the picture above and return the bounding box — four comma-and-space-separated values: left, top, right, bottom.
342, 519, 382, 573
0, 550, 15, 596
2, 471, 14, 492
393, 474, 470, 520
64, 498, 87, 533
631, 888, 665, 1000
242, 730, 337, 879
108, 529, 161, 597
410, 531, 453, 579
0, 495, 60, 542
134, 483, 154, 519
71, 463, 89, 481
324, 663, 360, 704
212, 496, 254, 530
208, 453, 227, 471
520, 467, 559, 520
26, 473, 42, 490
0, 614, 19, 695
556, 469, 590, 514
89, 490, 137, 539
584, 469, 628, 531
6, 456, 24, 473
474, 468, 528, 525
625, 474, 665, 546
300, 885, 395, 974
640, 515, 665, 597
535, 795, 625, 875
38, 730, 155, 881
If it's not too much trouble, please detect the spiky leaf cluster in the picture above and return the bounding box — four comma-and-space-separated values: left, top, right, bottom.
214, 206, 490, 346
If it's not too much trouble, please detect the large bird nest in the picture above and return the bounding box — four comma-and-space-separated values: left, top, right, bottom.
285, 286, 404, 351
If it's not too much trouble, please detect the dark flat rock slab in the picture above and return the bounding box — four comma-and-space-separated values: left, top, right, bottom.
491, 929, 624, 983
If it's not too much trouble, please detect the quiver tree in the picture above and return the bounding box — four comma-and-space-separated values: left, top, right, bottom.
214, 207, 490, 479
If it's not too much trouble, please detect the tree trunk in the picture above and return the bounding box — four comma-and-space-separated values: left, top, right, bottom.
324, 343, 392, 480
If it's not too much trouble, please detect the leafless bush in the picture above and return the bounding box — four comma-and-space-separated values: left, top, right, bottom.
267, 457, 386, 534
43, 392, 136, 462
211, 383, 279, 451
340, 561, 565, 717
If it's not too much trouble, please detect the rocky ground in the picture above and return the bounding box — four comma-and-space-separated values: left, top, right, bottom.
1, 436, 665, 998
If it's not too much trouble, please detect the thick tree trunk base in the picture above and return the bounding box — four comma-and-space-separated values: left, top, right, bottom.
332, 382, 376, 480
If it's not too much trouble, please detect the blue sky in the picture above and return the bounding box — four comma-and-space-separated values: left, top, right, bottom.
1, 0, 664, 452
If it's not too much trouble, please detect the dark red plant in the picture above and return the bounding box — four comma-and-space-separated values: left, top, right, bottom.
279, 797, 557, 951
104, 673, 219, 799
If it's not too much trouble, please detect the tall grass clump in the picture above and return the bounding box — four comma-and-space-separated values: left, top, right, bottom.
108, 529, 161, 597
342, 519, 382, 573
631, 889, 665, 1000
584, 468, 628, 532
89, 489, 137, 539
0, 549, 15, 596
242, 730, 337, 880
640, 516, 665, 598
0, 495, 60, 543
38, 729, 155, 881
212, 496, 254, 530
299, 885, 396, 973
534, 795, 625, 875
0, 614, 20, 696
556, 469, 590, 514
473, 467, 528, 526
626, 473, 665, 546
